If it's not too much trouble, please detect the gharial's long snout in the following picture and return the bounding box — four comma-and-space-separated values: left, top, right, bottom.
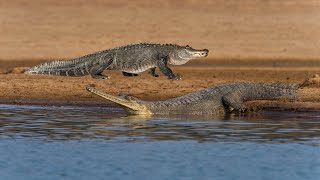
85, 86, 152, 115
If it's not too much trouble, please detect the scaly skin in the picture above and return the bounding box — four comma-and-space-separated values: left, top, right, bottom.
24, 43, 209, 80
86, 82, 298, 115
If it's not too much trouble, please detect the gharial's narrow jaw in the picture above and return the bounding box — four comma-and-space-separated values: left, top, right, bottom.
85, 86, 152, 115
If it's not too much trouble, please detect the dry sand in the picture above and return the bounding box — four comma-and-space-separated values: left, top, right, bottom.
1, 0, 320, 61
0, 0, 319, 111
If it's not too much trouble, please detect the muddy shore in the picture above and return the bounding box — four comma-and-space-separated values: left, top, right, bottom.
0, 0, 319, 111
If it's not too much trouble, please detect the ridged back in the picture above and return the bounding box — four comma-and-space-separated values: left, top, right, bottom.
145, 82, 299, 114
24, 43, 182, 75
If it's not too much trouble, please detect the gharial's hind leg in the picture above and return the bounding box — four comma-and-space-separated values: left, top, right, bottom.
222, 92, 247, 113
122, 72, 140, 77
90, 54, 113, 79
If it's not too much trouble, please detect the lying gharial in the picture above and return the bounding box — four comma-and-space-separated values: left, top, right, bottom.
25, 43, 209, 80
85, 82, 298, 115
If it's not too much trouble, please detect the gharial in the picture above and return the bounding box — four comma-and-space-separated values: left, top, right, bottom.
24, 43, 209, 80
85, 82, 298, 115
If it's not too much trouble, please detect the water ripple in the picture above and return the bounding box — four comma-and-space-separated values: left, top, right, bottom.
0, 104, 319, 143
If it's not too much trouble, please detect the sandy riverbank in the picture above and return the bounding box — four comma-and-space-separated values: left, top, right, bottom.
0, 0, 319, 111
0, 59, 319, 112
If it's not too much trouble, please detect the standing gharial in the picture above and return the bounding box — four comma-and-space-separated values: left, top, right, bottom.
86, 82, 298, 115
24, 43, 209, 80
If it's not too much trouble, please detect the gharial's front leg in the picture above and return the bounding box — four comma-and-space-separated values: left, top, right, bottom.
90, 54, 114, 79
157, 55, 181, 80
222, 91, 247, 113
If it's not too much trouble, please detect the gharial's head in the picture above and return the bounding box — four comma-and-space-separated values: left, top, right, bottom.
169, 45, 209, 65
118, 95, 152, 115
85, 86, 152, 115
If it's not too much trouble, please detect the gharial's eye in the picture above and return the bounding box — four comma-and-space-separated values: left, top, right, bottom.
186, 45, 190, 48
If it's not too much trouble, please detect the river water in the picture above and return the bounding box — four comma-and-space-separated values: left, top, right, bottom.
0, 104, 319, 180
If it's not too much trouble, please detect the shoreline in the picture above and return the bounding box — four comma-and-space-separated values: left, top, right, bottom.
1, 99, 320, 114
0, 60, 319, 111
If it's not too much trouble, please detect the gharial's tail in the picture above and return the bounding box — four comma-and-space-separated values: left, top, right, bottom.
24, 59, 89, 76
256, 82, 300, 101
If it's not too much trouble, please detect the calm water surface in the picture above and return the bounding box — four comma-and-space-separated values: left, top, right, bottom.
0, 104, 319, 180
